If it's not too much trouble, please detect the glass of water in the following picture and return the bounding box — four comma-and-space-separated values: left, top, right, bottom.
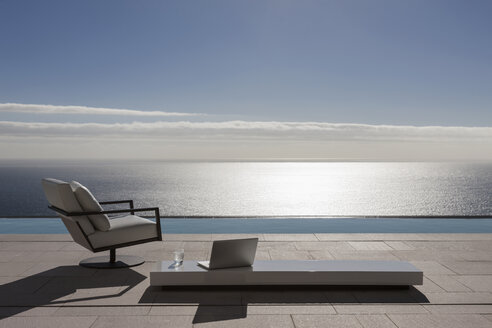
173, 249, 184, 266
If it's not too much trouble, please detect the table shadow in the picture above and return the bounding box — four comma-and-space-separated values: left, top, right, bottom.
139, 285, 429, 324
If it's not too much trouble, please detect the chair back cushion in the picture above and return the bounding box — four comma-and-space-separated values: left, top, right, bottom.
41, 178, 95, 235
70, 181, 111, 232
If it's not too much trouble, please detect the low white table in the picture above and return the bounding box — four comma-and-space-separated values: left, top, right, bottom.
150, 260, 423, 286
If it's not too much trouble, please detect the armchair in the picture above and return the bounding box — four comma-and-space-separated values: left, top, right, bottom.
41, 178, 162, 268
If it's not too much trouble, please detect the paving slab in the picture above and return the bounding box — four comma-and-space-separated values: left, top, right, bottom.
388, 313, 492, 328
454, 275, 492, 292
193, 314, 294, 327
0, 316, 97, 328
334, 304, 428, 314
355, 314, 398, 328
348, 242, 393, 251
426, 275, 472, 292
423, 305, 492, 314
0, 233, 492, 327
292, 314, 362, 328
91, 315, 194, 328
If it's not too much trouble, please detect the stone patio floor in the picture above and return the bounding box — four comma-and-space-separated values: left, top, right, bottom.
1, 233, 492, 327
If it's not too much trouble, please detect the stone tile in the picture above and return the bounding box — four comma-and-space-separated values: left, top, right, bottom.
422, 292, 492, 304
406, 241, 480, 251
352, 290, 421, 303
255, 250, 271, 260
323, 291, 358, 303
91, 315, 194, 328
388, 314, 492, 328
455, 275, 492, 292
242, 289, 328, 305
355, 314, 397, 328
0, 316, 97, 328
0, 306, 59, 317
20, 263, 97, 277
424, 305, 492, 314
348, 242, 393, 251
0, 251, 21, 262
153, 290, 242, 306
427, 275, 472, 292
334, 304, 428, 314
330, 251, 399, 261
54, 305, 151, 316
415, 277, 445, 293
247, 304, 336, 314
0, 262, 35, 276
450, 251, 492, 261
292, 314, 362, 328
257, 242, 297, 251
0, 275, 51, 293
0, 234, 72, 242
35, 276, 128, 295
145, 250, 208, 261
194, 314, 294, 327
418, 234, 492, 241
409, 261, 456, 275
392, 250, 462, 261
308, 250, 335, 260
263, 234, 318, 241
294, 241, 354, 251
212, 234, 265, 241
269, 249, 313, 260
149, 305, 198, 315
0, 242, 65, 251
385, 241, 415, 251
181, 241, 212, 251
441, 261, 492, 275
165, 234, 212, 241
314, 234, 424, 241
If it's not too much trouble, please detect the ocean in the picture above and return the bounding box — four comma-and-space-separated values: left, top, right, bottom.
1, 161, 491, 218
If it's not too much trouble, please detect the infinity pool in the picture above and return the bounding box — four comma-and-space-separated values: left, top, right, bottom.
1, 218, 492, 234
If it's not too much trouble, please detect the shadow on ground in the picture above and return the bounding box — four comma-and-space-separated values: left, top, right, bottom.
0, 265, 146, 318
139, 285, 430, 324
0, 266, 429, 324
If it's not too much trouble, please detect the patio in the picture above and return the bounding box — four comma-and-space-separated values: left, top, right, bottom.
1, 233, 492, 327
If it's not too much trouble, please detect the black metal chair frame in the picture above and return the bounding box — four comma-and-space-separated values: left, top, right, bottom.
48, 199, 162, 268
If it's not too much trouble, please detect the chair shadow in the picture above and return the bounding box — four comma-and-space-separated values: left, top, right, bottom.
139, 285, 429, 324
0, 265, 146, 319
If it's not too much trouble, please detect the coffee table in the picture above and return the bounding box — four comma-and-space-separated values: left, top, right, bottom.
150, 260, 423, 286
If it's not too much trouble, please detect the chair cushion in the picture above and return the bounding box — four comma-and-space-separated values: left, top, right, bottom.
41, 178, 95, 235
88, 215, 158, 249
70, 181, 111, 232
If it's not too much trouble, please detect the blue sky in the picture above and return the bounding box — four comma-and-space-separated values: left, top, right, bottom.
0, 0, 491, 160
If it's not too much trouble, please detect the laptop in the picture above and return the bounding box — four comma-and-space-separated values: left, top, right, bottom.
197, 238, 258, 270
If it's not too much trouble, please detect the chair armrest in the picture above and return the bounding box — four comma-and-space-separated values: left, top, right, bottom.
48, 205, 162, 241
99, 200, 134, 214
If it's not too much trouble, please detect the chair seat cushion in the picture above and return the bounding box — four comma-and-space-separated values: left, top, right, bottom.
88, 215, 158, 249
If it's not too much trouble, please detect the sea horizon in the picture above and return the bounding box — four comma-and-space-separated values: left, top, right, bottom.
2, 160, 491, 218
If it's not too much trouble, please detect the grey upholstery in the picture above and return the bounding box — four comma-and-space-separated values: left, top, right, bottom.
88, 215, 158, 248
70, 181, 111, 231
41, 178, 95, 235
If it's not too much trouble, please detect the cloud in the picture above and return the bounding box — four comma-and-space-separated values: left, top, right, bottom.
0, 120, 491, 142
0, 103, 201, 117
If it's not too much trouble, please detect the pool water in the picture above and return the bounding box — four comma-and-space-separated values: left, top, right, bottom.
1, 218, 492, 234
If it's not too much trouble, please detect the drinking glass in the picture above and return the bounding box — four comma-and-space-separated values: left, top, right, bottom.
173, 249, 184, 265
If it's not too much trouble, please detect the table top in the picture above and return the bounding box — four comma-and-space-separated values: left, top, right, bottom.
153, 260, 422, 273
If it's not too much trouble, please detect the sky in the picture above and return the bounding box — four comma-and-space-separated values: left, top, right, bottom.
0, 0, 491, 161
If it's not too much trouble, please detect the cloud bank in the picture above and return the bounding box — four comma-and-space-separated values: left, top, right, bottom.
0, 120, 491, 142
0, 103, 201, 117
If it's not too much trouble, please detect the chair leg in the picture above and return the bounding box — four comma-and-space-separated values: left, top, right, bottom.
79, 249, 144, 269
